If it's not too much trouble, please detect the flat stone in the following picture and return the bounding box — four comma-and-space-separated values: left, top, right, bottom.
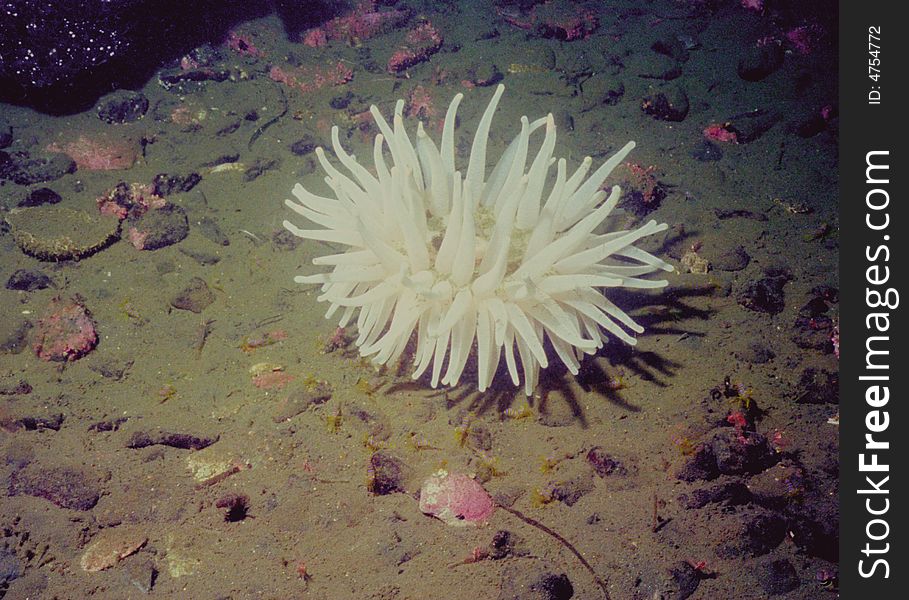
6, 206, 120, 261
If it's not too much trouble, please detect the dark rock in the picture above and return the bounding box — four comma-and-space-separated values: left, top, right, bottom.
711, 429, 779, 476
243, 158, 279, 182
6, 413, 64, 432
157, 67, 231, 90
631, 560, 698, 600
272, 229, 301, 251
17, 187, 62, 208
679, 481, 753, 509
727, 109, 780, 143
793, 368, 838, 404
126, 430, 218, 451
757, 559, 800, 595
641, 86, 689, 122
127, 203, 189, 250
498, 562, 573, 600
677, 443, 719, 482
170, 277, 215, 313
678, 428, 778, 482
290, 136, 319, 156
152, 172, 201, 196
329, 91, 354, 110
0, 152, 76, 185
366, 451, 406, 496
737, 274, 789, 314
586, 447, 628, 477
6, 269, 55, 291
96, 91, 149, 123
0, 379, 32, 396
488, 530, 528, 560
8, 464, 104, 510
651, 36, 690, 62
787, 509, 839, 561
541, 473, 594, 506
739, 512, 787, 557
690, 139, 722, 162
668, 561, 701, 600
737, 44, 784, 81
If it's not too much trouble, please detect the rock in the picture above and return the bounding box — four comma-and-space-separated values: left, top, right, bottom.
737, 44, 784, 81
631, 559, 699, 600
651, 35, 690, 62
126, 430, 218, 451
152, 172, 201, 196
17, 187, 62, 208
792, 368, 838, 404
641, 86, 688, 122
126, 203, 189, 250
290, 135, 319, 156
8, 464, 104, 510
586, 447, 628, 478
169, 277, 214, 313
33, 296, 98, 361
679, 481, 753, 509
727, 109, 780, 143
6, 206, 120, 261
717, 511, 787, 558
540, 472, 594, 506
80, 526, 148, 571
677, 443, 720, 482
737, 273, 789, 314
756, 559, 800, 595
711, 429, 779, 476
677, 428, 778, 481
498, 562, 574, 600
366, 451, 407, 496
6, 268, 55, 291
0, 151, 76, 185
668, 561, 702, 600
96, 91, 149, 123
419, 470, 495, 526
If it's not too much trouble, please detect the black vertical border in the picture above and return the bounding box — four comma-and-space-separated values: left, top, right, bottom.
839, 1, 906, 597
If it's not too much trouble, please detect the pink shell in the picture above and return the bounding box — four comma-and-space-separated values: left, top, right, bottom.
419, 470, 495, 526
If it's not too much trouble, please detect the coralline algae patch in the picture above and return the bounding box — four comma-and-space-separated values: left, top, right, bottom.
418, 470, 495, 527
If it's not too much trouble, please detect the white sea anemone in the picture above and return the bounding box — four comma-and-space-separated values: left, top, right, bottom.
284, 84, 673, 396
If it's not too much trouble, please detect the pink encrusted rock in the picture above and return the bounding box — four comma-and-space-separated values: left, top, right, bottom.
33, 296, 98, 362
419, 470, 495, 526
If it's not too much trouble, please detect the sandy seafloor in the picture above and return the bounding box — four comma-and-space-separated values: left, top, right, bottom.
1, 1, 839, 598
